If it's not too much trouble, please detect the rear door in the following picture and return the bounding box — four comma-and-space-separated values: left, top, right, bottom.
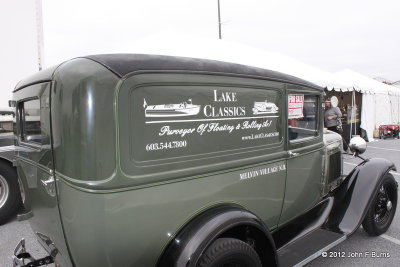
14, 82, 72, 266
279, 89, 324, 225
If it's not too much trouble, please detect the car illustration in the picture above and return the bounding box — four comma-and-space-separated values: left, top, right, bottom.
11, 54, 397, 267
252, 100, 279, 114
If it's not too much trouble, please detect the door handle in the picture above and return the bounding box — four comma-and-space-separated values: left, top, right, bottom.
40, 175, 54, 187
40, 175, 56, 197
288, 151, 299, 157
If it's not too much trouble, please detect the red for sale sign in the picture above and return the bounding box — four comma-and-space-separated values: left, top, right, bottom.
288, 94, 304, 119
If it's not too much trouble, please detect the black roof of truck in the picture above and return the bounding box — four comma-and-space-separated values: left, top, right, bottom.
14, 54, 323, 92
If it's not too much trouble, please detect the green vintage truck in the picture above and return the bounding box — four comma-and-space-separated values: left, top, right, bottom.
11, 54, 397, 267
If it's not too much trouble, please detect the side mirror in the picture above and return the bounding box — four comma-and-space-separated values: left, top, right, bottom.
9, 100, 16, 107
349, 136, 367, 155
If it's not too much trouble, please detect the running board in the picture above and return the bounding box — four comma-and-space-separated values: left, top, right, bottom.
277, 229, 346, 267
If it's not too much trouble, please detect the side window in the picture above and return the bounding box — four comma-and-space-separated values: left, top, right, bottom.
18, 91, 50, 145
19, 99, 41, 144
288, 94, 319, 141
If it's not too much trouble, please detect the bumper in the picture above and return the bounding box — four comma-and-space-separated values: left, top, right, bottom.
12, 239, 55, 267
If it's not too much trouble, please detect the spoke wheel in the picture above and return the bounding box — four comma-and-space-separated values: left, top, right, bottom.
362, 173, 398, 236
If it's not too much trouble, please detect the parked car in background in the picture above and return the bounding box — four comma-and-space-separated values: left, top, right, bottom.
379, 124, 400, 139
0, 108, 21, 225
11, 54, 397, 267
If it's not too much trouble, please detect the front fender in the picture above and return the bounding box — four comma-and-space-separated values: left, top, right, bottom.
326, 158, 396, 235
157, 205, 277, 267
0, 146, 15, 163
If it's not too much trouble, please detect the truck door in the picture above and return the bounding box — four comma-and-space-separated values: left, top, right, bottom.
14, 82, 72, 266
279, 90, 324, 225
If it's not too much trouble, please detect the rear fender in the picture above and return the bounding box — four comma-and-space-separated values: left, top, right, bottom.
157, 205, 277, 267
326, 158, 396, 235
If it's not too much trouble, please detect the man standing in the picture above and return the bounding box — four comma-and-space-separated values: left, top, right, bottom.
325, 97, 349, 151
324, 98, 342, 133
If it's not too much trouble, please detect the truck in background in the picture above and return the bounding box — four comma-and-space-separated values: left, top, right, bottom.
0, 108, 22, 225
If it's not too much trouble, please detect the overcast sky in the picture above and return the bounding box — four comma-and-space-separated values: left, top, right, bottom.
42, 0, 399, 80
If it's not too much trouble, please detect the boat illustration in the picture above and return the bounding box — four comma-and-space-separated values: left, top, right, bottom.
144, 99, 201, 117
252, 100, 279, 114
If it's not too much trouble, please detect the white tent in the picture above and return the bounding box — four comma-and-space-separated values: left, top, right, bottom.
122, 31, 346, 89
332, 69, 400, 141
120, 32, 399, 141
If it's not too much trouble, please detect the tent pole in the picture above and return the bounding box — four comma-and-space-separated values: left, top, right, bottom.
353, 89, 357, 135
349, 89, 353, 139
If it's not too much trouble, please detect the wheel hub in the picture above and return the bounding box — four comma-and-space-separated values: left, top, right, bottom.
374, 185, 394, 224
387, 200, 393, 211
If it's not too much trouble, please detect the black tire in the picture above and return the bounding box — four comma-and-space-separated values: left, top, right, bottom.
197, 238, 262, 267
362, 173, 398, 236
0, 161, 21, 225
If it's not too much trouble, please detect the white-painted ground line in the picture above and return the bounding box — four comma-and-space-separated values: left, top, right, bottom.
367, 146, 400, 152
344, 162, 400, 176
381, 234, 400, 246
343, 162, 400, 184
344, 162, 358, 166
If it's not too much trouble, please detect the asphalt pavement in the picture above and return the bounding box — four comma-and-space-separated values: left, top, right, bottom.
0, 219, 51, 267
308, 137, 400, 267
0, 138, 399, 267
